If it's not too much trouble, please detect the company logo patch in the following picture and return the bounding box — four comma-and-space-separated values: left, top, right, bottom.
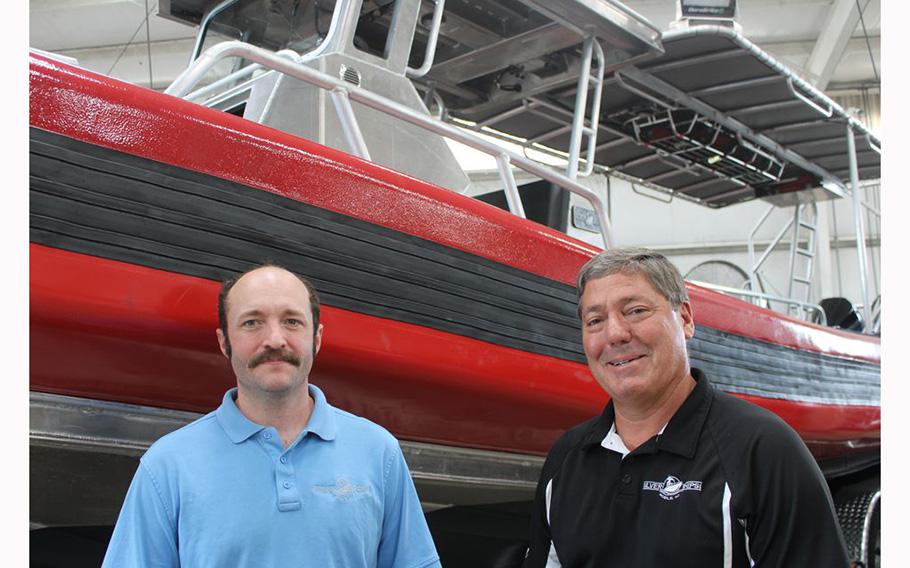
642, 475, 703, 500
312, 478, 372, 501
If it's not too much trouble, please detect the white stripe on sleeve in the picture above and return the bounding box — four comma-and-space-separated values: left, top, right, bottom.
723, 483, 733, 568
544, 479, 562, 567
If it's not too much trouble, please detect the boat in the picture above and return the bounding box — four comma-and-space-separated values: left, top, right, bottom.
29, 1, 881, 565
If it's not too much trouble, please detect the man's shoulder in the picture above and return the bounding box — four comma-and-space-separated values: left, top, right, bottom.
142, 411, 220, 462
705, 387, 808, 457
330, 406, 398, 447
708, 388, 794, 430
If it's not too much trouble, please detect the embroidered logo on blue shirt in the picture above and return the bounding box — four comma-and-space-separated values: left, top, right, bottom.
312, 478, 372, 501
642, 475, 703, 500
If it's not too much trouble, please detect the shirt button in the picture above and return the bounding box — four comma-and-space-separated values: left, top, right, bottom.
621, 474, 632, 484
283, 481, 292, 489
280, 456, 288, 464
263, 432, 272, 440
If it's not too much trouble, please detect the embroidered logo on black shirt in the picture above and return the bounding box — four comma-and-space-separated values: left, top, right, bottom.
642, 475, 703, 500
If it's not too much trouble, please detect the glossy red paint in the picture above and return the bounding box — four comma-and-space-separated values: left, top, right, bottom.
31, 244, 879, 457
688, 283, 880, 364
27, 53, 880, 366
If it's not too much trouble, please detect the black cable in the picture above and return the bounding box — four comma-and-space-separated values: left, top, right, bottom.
854, 0, 880, 83
144, 0, 154, 89
106, 1, 159, 76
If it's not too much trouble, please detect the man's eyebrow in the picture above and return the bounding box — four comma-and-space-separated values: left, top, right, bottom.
282, 308, 308, 317
235, 308, 263, 318
582, 295, 650, 313
582, 302, 603, 315
236, 307, 308, 319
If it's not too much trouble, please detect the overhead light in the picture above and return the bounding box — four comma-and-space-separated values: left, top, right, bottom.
679, 0, 737, 19
671, 0, 741, 31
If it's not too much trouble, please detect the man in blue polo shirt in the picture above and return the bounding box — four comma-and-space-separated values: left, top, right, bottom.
103, 264, 441, 568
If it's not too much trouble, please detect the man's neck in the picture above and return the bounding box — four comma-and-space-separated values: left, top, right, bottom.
613, 372, 696, 451
236, 383, 314, 448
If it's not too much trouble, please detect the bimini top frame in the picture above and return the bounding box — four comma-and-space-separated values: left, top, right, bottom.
458, 25, 881, 209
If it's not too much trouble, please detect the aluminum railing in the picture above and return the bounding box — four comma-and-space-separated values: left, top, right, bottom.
165, 41, 614, 248
688, 280, 826, 326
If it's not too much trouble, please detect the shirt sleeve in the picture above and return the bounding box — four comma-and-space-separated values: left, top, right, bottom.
523, 448, 561, 568
101, 460, 179, 568
738, 419, 850, 567
377, 446, 442, 568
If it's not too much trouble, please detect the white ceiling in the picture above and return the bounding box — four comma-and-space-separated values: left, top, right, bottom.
28, 0, 881, 94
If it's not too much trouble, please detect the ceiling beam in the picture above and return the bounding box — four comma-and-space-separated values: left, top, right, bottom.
804, 0, 861, 90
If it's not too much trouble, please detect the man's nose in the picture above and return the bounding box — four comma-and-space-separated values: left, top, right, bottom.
262, 321, 288, 349
604, 316, 632, 344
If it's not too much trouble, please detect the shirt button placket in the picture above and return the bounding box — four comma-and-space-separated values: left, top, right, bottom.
618, 463, 636, 496
277, 447, 301, 512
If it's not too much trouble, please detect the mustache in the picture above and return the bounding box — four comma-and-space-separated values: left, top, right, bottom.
248, 348, 302, 369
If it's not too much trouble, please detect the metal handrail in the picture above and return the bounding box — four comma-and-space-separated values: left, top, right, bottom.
566, 36, 605, 180
185, 49, 302, 104
688, 280, 826, 326
406, 0, 446, 78
166, 41, 614, 247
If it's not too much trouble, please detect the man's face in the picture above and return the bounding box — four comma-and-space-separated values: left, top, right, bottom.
579, 272, 694, 408
216, 267, 323, 400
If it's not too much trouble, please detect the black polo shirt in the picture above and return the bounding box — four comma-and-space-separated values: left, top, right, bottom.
524, 369, 849, 567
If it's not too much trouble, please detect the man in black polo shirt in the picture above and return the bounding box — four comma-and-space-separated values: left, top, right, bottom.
524, 248, 848, 567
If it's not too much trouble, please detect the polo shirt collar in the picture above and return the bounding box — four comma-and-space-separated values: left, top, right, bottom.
582, 368, 714, 458
654, 368, 714, 458
303, 383, 337, 441
216, 383, 338, 444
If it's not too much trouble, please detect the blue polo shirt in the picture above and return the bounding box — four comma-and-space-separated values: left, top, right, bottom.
102, 384, 441, 568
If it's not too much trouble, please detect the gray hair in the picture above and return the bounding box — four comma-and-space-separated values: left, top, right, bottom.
576, 247, 689, 313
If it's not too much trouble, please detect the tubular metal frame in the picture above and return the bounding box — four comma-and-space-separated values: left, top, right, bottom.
166, 41, 614, 247
566, 36, 605, 180
405, 0, 446, 78
847, 124, 872, 331
689, 280, 826, 326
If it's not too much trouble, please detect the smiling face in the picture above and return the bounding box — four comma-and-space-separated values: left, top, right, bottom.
216, 267, 323, 401
579, 271, 695, 410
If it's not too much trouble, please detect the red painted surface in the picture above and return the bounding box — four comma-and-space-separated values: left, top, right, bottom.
28, 53, 880, 458
30, 244, 879, 457
27, 53, 880, 366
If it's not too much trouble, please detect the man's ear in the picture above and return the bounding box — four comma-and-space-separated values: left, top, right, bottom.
678, 301, 695, 340
216, 328, 230, 358
313, 323, 324, 357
